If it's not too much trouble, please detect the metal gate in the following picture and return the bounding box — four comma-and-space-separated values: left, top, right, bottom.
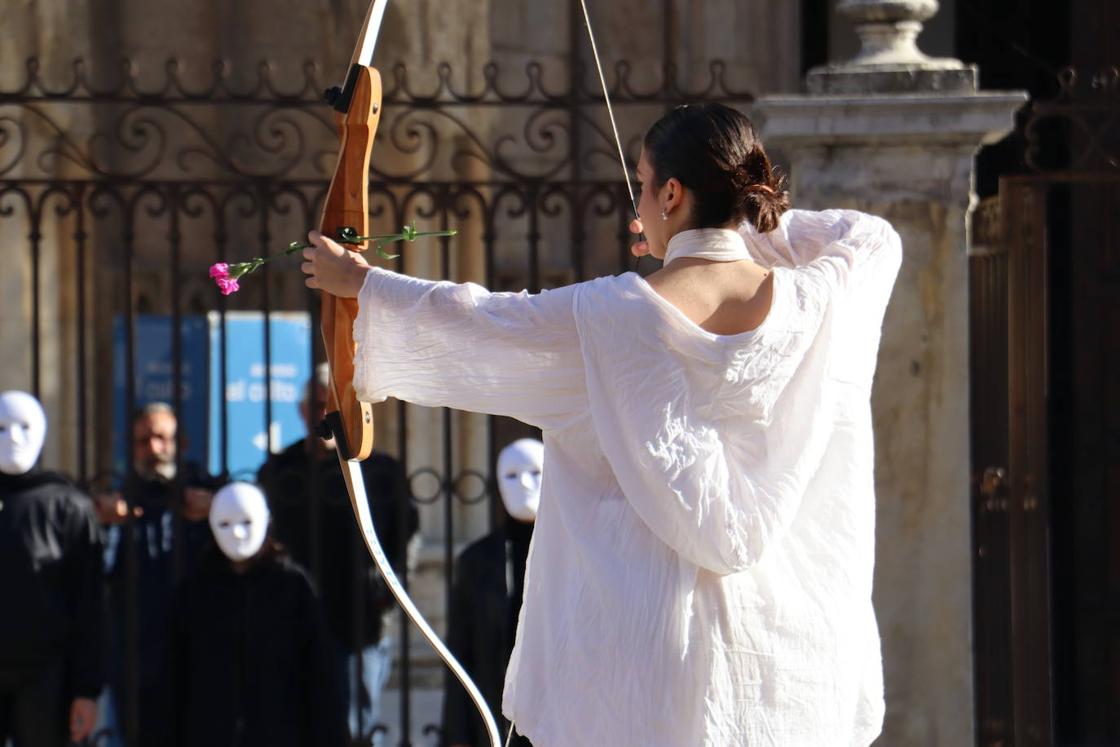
0, 21, 756, 747
970, 67, 1120, 747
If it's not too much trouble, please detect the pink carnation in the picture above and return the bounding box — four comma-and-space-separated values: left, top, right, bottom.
215, 277, 240, 296
209, 262, 241, 295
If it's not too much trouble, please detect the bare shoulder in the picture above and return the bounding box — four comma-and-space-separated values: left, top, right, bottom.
645, 260, 774, 336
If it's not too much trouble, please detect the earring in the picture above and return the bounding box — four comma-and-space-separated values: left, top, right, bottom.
660, 209, 668, 221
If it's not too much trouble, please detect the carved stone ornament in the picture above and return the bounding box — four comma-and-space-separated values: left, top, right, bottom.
809, 0, 976, 94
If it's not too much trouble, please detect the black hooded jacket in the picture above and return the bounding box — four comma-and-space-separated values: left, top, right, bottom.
103, 467, 215, 694
256, 441, 417, 648
441, 519, 534, 747
0, 469, 102, 698
165, 546, 346, 747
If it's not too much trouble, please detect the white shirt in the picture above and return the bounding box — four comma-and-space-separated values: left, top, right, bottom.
353, 209, 902, 746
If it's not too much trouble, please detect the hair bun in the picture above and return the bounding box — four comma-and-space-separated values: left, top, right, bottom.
734, 149, 789, 233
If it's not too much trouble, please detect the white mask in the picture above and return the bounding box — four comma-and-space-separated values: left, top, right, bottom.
497, 439, 544, 523
0, 391, 47, 476
209, 482, 271, 562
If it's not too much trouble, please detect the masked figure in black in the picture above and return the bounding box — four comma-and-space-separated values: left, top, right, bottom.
0, 390, 102, 747
441, 439, 543, 747
165, 481, 345, 747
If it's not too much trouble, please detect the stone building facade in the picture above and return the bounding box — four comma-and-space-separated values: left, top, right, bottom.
0, 0, 1037, 744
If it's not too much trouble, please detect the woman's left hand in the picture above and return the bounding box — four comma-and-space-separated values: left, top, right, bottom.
301, 230, 370, 298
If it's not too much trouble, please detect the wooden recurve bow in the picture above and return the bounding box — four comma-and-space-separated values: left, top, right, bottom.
317, 2, 503, 745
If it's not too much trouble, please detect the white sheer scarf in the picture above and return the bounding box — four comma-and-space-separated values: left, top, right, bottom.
663, 227, 752, 264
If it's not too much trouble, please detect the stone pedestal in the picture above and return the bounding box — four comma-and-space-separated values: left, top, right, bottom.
753, 4, 1026, 742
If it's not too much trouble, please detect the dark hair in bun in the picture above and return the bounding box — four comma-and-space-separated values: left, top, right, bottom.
643, 103, 790, 233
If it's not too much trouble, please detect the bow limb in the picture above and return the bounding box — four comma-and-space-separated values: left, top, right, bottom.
336, 454, 504, 746
318, 62, 504, 747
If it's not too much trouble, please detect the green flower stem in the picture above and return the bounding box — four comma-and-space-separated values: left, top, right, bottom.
215, 222, 457, 296
287, 223, 459, 260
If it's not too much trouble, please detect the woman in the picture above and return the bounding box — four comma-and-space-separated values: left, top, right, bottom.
302, 103, 901, 746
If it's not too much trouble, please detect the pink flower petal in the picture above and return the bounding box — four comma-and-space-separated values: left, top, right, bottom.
216, 277, 240, 296
209, 262, 230, 280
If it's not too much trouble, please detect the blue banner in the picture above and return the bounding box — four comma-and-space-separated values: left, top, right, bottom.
113, 312, 312, 482
207, 312, 312, 480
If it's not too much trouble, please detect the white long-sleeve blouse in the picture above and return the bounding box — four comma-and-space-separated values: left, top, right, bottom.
352, 208, 902, 746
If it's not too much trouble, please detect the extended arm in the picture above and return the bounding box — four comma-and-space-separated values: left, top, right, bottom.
302, 231, 587, 430
352, 268, 587, 430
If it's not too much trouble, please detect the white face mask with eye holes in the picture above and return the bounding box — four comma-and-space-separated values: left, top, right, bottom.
497, 439, 544, 523
209, 482, 271, 562
0, 391, 47, 476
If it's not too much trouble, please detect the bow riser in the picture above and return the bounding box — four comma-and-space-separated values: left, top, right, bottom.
319, 65, 381, 462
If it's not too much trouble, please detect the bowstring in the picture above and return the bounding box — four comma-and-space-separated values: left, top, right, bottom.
578, 0, 639, 222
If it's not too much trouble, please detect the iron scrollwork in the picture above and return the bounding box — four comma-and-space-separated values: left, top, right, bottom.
0, 56, 755, 183
1023, 66, 1120, 173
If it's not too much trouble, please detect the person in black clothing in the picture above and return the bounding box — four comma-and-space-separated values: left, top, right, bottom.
95, 402, 218, 747
256, 364, 418, 745
0, 390, 102, 747
441, 438, 543, 747
166, 481, 345, 747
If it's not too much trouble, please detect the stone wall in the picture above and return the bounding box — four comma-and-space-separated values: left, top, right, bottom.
1, 1, 1046, 744
0, 1, 100, 467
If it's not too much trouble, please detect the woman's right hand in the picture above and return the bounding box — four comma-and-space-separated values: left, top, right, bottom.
630, 219, 649, 257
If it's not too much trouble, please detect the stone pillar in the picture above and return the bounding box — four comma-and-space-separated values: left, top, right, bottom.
754, 3, 1025, 745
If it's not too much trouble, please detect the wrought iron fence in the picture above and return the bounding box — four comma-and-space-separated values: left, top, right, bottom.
0, 48, 754, 746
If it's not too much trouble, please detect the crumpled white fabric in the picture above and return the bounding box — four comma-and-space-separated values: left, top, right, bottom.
353, 209, 902, 747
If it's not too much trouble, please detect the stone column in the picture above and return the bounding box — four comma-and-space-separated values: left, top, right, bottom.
754, 3, 1025, 745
